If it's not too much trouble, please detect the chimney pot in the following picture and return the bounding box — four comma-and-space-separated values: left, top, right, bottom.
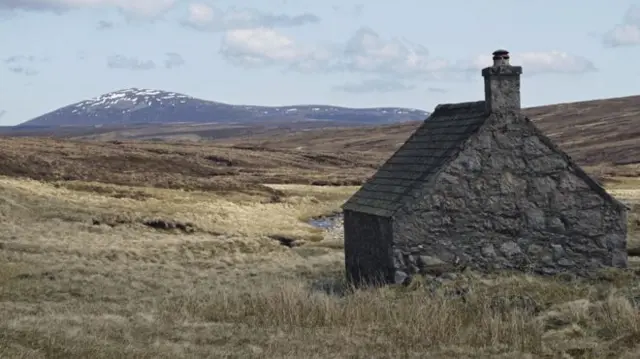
492, 49, 510, 66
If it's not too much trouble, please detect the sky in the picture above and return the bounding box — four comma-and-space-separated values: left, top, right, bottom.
2, 1, 640, 125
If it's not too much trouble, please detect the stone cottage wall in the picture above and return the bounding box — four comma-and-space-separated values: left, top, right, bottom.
343, 210, 394, 285
392, 112, 627, 278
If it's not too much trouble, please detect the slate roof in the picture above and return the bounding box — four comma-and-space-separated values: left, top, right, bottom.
342, 99, 629, 218
342, 101, 489, 217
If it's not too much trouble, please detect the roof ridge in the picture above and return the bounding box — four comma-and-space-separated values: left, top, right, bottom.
433, 101, 485, 112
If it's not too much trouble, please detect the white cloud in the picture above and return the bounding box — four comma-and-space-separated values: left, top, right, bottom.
340, 27, 450, 76
105, 52, 184, 70
220, 27, 332, 71
461, 51, 596, 75
106, 54, 155, 70
182, 2, 319, 32
164, 52, 185, 69
3, 55, 48, 76
220, 26, 451, 78
603, 5, 640, 47
0, 0, 177, 17
333, 78, 416, 94
184, 2, 214, 28
221, 28, 311, 64
604, 24, 640, 47
220, 27, 594, 79
518, 51, 596, 74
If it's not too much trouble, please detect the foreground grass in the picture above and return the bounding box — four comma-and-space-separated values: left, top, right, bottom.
1, 176, 640, 358
4, 268, 640, 359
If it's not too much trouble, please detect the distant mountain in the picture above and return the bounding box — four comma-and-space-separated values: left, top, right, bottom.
17, 88, 430, 127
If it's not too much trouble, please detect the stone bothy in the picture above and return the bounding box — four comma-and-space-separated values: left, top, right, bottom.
341, 49, 628, 286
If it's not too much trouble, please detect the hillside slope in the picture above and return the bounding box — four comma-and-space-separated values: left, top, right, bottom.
221, 95, 640, 170
1, 95, 638, 190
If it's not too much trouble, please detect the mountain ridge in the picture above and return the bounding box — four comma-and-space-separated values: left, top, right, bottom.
18, 88, 430, 127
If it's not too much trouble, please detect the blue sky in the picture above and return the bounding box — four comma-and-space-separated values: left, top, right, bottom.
2, 0, 640, 125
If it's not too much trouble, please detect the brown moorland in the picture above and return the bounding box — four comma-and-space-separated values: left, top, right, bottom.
2, 96, 640, 192
0, 95, 639, 358
0, 136, 381, 189
220, 95, 640, 177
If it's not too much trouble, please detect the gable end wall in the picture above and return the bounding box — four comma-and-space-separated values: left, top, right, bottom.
391, 112, 627, 277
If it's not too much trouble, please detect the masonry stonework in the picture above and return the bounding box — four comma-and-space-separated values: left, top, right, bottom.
391, 111, 628, 279
483, 49, 522, 113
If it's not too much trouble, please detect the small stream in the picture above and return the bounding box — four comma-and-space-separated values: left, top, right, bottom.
307, 213, 345, 243
308, 213, 343, 229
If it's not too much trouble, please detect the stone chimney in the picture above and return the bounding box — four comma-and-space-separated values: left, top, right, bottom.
482, 49, 523, 114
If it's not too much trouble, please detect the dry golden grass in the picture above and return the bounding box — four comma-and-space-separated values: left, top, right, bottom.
1, 172, 640, 358
606, 177, 640, 254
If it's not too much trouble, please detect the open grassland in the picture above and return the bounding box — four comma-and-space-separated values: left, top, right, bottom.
0, 172, 640, 358
1, 101, 640, 358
